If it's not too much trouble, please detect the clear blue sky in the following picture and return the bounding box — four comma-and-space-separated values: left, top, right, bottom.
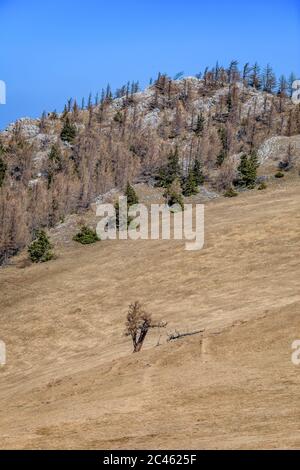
0, 0, 299, 129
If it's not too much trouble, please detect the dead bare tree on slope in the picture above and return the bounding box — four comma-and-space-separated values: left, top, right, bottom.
125, 301, 167, 353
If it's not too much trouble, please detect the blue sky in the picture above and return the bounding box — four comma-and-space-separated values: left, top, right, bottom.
0, 0, 299, 129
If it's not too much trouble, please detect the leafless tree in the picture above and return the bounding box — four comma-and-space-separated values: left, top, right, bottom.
125, 301, 167, 353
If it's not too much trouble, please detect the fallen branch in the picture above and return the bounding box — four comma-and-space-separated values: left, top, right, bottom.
167, 329, 204, 342
150, 321, 168, 329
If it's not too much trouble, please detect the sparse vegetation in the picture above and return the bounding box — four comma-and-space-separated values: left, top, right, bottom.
275, 171, 285, 178
1, 61, 300, 263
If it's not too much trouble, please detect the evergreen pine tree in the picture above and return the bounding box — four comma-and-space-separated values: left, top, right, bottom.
28, 230, 54, 263
49, 144, 62, 166
216, 127, 228, 166
193, 158, 204, 186
238, 152, 259, 188
249, 62, 261, 89
194, 113, 204, 135
156, 147, 181, 187
125, 182, 139, 206
0, 151, 7, 188
60, 117, 76, 143
183, 168, 198, 196
47, 144, 63, 188
263, 64, 277, 93
115, 184, 139, 230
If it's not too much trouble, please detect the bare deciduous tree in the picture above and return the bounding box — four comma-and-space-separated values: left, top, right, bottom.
125, 301, 167, 353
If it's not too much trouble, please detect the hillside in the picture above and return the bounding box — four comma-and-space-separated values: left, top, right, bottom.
1, 67, 300, 264
0, 181, 299, 449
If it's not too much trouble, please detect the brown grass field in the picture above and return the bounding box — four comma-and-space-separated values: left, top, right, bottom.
0, 180, 300, 449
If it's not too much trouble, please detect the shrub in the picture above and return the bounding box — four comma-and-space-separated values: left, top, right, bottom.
28, 230, 54, 263
257, 182, 267, 190
73, 225, 100, 244
224, 187, 238, 198
275, 171, 284, 178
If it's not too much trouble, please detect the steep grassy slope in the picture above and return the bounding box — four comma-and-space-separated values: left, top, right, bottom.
0, 182, 299, 449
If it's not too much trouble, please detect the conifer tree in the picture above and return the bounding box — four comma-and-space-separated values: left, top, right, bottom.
47, 144, 63, 188
39, 111, 48, 132
238, 152, 259, 188
60, 117, 76, 143
49, 143, 62, 166
242, 63, 251, 87
194, 113, 204, 135
156, 147, 181, 187
125, 182, 139, 206
263, 64, 277, 94
88, 93, 93, 110
72, 100, 79, 120
217, 127, 228, 166
278, 75, 288, 96
115, 184, 139, 230
73, 225, 100, 244
28, 230, 54, 263
183, 168, 198, 196
193, 158, 204, 186
249, 63, 261, 89
228, 60, 239, 83
0, 156, 7, 188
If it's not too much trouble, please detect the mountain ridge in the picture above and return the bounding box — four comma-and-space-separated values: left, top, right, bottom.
0, 71, 300, 263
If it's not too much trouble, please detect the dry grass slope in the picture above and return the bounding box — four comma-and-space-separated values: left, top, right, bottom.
0, 181, 300, 449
